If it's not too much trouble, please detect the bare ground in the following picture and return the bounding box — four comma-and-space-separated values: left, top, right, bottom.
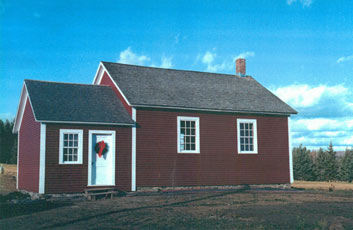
0, 189, 352, 230
1, 165, 352, 229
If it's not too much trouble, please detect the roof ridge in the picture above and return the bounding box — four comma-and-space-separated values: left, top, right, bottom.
24, 79, 110, 87
101, 61, 254, 80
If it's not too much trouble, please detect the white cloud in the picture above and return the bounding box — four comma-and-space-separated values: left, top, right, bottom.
118, 47, 172, 68
0, 113, 14, 120
118, 47, 150, 65
287, 0, 313, 7
273, 83, 353, 150
272, 84, 348, 109
160, 57, 173, 69
235, 51, 255, 60
200, 50, 255, 73
174, 34, 180, 44
336, 54, 353, 63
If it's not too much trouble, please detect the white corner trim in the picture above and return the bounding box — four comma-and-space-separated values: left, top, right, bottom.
39, 123, 46, 194
88, 130, 116, 186
177, 116, 200, 154
131, 108, 136, 191
237, 119, 258, 154
16, 130, 20, 190
92, 62, 132, 107
288, 117, 294, 183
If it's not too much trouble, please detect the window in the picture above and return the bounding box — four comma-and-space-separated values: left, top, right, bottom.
59, 129, 83, 164
177, 116, 200, 153
237, 119, 258, 154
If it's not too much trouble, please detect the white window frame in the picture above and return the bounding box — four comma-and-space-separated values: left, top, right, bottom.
59, 129, 83, 164
237, 119, 258, 154
177, 116, 200, 154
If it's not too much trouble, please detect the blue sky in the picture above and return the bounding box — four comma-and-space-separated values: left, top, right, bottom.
1, 0, 352, 150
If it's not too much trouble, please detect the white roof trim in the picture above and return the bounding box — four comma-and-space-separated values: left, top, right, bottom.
132, 104, 292, 116
13, 83, 26, 133
92, 62, 132, 107
38, 120, 134, 126
12, 83, 36, 133
13, 82, 39, 133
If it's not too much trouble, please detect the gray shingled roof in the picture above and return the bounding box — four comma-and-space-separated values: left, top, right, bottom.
25, 80, 134, 125
102, 62, 297, 115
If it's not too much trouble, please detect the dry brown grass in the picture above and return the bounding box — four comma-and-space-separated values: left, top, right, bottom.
292, 180, 353, 191
0, 164, 17, 195
0, 164, 17, 177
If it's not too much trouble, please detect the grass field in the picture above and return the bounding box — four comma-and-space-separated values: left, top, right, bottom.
293, 180, 353, 191
1, 165, 352, 229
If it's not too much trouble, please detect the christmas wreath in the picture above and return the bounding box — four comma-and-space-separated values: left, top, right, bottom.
95, 141, 109, 158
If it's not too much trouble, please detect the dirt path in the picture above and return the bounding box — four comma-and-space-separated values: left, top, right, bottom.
1, 189, 352, 230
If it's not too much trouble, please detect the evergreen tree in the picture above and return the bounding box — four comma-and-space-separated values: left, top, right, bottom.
325, 142, 339, 181
315, 148, 327, 181
339, 148, 353, 182
0, 119, 17, 163
315, 143, 339, 181
293, 145, 316, 181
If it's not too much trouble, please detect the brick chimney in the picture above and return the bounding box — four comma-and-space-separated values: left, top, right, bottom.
236, 58, 246, 76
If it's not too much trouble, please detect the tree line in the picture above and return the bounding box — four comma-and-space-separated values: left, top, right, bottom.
0, 119, 17, 164
293, 143, 353, 182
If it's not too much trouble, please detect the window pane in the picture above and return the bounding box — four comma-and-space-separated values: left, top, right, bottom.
250, 138, 253, 144
69, 134, 73, 140
250, 130, 253, 136
69, 148, 72, 155
186, 121, 190, 127
240, 130, 244, 136
180, 144, 184, 150
64, 134, 68, 140
186, 129, 190, 135
240, 138, 244, 144
241, 144, 244, 151
186, 144, 191, 150
69, 141, 73, 147
191, 122, 195, 128
73, 148, 78, 156
69, 155, 72, 161
245, 145, 249, 151
250, 145, 253, 151
245, 138, 248, 144
249, 124, 253, 129
73, 141, 78, 147
74, 134, 78, 140
181, 128, 185, 135
240, 123, 244, 129
181, 121, 185, 127
191, 144, 195, 150
63, 148, 68, 154
186, 136, 190, 143
73, 155, 78, 161
64, 155, 68, 161
191, 136, 195, 143
245, 130, 249, 136
191, 129, 195, 135
245, 123, 248, 129
64, 141, 68, 147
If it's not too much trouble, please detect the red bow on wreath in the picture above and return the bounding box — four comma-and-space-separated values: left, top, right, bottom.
97, 141, 106, 158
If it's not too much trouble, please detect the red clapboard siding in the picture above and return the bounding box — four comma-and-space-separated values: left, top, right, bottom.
99, 71, 132, 116
45, 124, 131, 193
136, 108, 290, 187
18, 98, 40, 193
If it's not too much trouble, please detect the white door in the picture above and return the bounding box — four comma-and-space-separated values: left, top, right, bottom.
89, 131, 116, 186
